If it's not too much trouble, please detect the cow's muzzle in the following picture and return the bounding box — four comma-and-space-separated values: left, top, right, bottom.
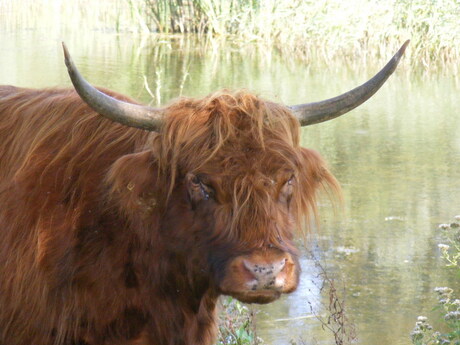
218, 249, 299, 304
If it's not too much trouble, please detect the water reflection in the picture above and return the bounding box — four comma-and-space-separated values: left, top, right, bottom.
1, 31, 459, 345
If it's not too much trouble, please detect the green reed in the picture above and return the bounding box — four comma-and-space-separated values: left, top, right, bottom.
130, 0, 460, 71
1, 0, 459, 71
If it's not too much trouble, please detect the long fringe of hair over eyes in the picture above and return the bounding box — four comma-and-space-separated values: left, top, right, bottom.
154, 90, 341, 235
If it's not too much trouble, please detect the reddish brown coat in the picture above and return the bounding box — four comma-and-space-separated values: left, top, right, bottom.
0, 86, 338, 345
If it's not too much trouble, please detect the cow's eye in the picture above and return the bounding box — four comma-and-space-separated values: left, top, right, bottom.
186, 173, 214, 204
198, 179, 211, 200
279, 175, 294, 205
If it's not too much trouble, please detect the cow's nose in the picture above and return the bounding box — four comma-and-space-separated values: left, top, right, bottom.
218, 249, 299, 302
243, 257, 288, 290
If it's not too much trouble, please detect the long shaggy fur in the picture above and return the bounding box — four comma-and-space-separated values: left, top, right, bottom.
160, 91, 339, 241
0, 86, 339, 345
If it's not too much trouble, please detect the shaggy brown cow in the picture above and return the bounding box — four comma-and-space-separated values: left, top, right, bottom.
0, 41, 408, 345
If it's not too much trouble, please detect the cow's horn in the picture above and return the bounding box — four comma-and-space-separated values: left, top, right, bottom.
290, 40, 409, 126
62, 43, 163, 131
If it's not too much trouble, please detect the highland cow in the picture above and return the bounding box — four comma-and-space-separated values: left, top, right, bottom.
0, 41, 408, 345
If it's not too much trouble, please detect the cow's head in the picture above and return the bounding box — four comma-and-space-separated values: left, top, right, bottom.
148, 91, 342, 303
62, 41, 408, 303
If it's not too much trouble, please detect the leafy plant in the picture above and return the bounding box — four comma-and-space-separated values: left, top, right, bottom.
411, 216, 460, 345
217, 297, 260, 345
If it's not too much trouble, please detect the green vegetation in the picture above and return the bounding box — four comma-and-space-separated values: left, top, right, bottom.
217, 297, 258, 345
134, 0, 460, 71
216, 259, 356, 345
1, 0, 459, 71
411, 216, 460, 345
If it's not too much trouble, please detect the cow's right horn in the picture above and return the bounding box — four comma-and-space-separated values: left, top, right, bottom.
290, 40, 409, 126
62, 43, 163, 132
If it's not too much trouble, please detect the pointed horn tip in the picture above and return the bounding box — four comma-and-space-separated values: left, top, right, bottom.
397, 40, 410, 58
61, 42, 72, 68
290, 40, 410, 127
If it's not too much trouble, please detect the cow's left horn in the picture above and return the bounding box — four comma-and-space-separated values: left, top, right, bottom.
290, 40, 409, 126
62, 43, 163, 131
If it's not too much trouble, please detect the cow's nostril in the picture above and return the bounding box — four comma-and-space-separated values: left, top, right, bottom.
242, 259, 254, 274
278, 258, 287, 271
242, 256, 289, 291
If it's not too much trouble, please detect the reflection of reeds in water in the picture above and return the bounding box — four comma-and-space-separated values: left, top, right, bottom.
1, 0, 459, 72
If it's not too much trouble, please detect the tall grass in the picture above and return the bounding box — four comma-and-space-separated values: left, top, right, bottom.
136, 0, 460, 71
0, 0, 149, 33
1, 0, 459, 71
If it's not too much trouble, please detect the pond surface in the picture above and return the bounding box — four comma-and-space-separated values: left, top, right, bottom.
1, 30, 459, 345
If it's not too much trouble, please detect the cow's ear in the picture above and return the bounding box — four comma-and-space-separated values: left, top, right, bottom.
185, 173, 214, 207
299, 148, 326, 184
106, 150, 159, 214
298, 147, 340, 195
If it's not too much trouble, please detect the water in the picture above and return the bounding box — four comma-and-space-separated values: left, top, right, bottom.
1, 30, 459, 345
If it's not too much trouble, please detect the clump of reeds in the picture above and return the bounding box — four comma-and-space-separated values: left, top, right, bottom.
133, 0, 460, 71
1, 0, 459, 71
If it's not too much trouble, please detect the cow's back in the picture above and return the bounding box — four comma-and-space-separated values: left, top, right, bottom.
0, 86, 148, 180
0, 86, 151, 344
